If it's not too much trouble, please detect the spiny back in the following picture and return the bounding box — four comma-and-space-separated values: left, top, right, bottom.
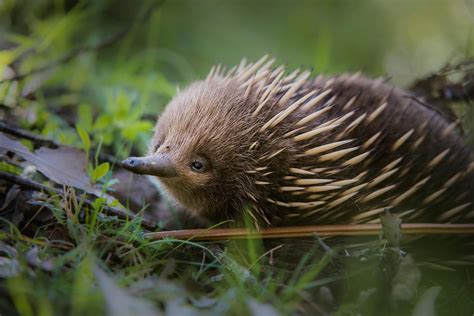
150, 56, 474, 227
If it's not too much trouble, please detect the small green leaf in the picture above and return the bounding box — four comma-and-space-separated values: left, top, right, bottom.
94, 114, 112, 130
78, 103, 93, 131
102, 133, 113, 146
0, 161, 21, 175
91, 197, 107, 211
115, 90, 131, 119
76, 126, 91, 154
92, 162, 110, 182
0, 49, 20, 71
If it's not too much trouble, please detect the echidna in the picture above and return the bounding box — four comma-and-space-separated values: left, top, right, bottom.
122, 56, 474, 228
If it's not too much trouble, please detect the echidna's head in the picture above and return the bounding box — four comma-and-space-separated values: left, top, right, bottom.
122, 77, 270, 222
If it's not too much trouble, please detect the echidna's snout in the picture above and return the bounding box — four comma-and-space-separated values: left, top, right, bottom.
121, 154, 177, 177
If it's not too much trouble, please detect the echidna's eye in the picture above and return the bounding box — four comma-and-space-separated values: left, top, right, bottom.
191, 160, 204, 172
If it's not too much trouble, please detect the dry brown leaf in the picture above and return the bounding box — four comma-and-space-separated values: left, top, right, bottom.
94, 266, 161, 316
0, 132, 110, 201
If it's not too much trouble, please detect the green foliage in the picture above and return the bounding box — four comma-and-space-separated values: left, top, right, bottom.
91, 162, 109, 183
76, 125, 90, 156
92, 90, 154, 148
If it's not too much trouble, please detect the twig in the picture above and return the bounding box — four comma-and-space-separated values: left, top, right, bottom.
410, 58, 474, 104
0, 121, 60, 148
0, 171, 157, 231
144, 224, 474, 241
0, 121, 119, 165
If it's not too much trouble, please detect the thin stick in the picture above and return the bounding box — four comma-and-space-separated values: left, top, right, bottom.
0, 121, 119, 165
145, 223, 474, 241
0, 121, 60, 147
0, 171, 157, 231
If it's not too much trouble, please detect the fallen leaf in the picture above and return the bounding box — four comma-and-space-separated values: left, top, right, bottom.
247, 299, 279, 316
25, 246, 54, 272
0, 242, 17, 257
412, 286, 442, 316
0, 132, 102, 198
165, 297, 204, 316
0, 257, 20, 278
189, 296, 216, 309
94, 266, 161, 316
391, 254, 421, 304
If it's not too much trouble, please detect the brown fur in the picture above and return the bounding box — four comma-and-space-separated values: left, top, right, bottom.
150, 58, 474, 227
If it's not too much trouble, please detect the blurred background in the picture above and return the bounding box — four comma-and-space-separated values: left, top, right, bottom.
0, 0, 473, 154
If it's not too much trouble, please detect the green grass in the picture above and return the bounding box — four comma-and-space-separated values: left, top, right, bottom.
2, 205, 473, 315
